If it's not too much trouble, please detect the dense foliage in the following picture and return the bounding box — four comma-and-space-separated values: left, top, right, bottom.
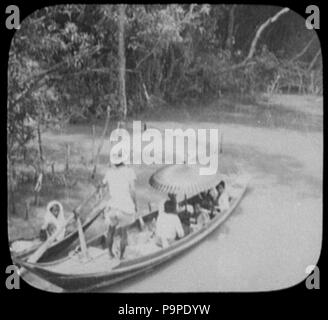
8, 4, 322, 164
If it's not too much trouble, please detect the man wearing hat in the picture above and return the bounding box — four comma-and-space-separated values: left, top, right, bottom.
101, 150, 138, 259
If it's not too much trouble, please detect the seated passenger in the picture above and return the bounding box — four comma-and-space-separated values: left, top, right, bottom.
215, 181, 230, 212
208, 187, 218, 203
168, 193, 178, 212
40, 201, 66, 242
190, 203, 210, 232
196, 189, 216, 219
177, 193, 193, 217
199, 192, 208, 208
195, 203, 210, 225
199, 189, 216, 210
155, 199, 185, 248
177, 202, 193, 235
185, 193, 202, 207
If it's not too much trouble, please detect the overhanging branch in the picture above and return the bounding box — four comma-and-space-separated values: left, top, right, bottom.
244, 8, 290, 62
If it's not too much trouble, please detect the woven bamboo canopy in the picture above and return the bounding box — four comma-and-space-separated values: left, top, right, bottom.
149, 164, 225, 198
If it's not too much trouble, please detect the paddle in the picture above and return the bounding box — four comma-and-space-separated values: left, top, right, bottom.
73, 209, 89, 261
26, 214, 75, 264
71, 188, 105, 261
137, 210, 145, 230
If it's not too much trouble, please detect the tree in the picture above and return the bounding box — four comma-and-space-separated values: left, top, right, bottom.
225, 5, 236, 52
118, 4, 127, 119
8, 3, 322, 150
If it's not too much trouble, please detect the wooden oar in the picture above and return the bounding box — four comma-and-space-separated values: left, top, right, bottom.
26, 214, 74, 264
71, 189, 103, 261
16, 190, 102, 277
73, 209, 89, 261
17, 214, 74, 276
137, 212, 145, 230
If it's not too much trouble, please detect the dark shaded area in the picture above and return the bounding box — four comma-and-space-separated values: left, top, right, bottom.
142, 97, 323, 132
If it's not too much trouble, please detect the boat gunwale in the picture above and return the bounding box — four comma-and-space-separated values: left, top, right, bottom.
10, 206, 105, 261
18, 183, 247, 284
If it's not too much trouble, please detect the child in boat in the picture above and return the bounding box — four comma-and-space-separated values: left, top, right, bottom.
215, 181, 230, 212
155, 199, 185, 248
40, 201, 66, 242
101, 151, 139, 260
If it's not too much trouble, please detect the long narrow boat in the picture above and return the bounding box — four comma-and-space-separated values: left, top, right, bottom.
15, 177, 247, 291
10, 206, 105, 263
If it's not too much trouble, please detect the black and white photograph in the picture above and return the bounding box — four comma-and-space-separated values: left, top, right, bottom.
7, 4, 322, 293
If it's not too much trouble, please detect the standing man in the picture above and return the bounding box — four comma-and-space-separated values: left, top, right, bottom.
101, 152, 138, 260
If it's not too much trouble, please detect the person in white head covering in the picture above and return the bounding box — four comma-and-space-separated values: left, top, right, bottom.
40, 201, 66, 242
101, 150, 138, 259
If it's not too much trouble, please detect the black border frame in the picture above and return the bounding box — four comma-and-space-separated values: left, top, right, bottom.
1, 0, 325, 315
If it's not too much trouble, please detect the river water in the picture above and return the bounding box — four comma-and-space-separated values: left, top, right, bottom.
21, 121, 322, 292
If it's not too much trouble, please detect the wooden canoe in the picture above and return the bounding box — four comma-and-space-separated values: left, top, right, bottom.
15, 179, 247, 291
10, 206, 104, 263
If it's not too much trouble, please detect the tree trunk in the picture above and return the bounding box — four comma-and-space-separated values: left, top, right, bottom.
8, 156, 16, 215
154, 56, 163, 96
118, 4, 127, 120
65, 143, 70, 172
91, 125, 96, 164
163, 45, 175, 95
225, 5, 236, 52
37, 120, 44, 173
91, 105, 111, 179
245, 8, 289, 62
307, 50, 321, 72
25, 200, 30, 220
